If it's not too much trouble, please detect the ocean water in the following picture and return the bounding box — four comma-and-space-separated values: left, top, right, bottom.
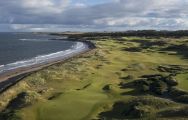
0, 32, 86, 73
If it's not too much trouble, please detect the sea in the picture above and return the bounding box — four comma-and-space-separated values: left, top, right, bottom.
0, 32, 85, 73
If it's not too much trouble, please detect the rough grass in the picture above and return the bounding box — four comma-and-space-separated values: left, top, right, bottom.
1, 37, 188, 120
176, 73, 188, 91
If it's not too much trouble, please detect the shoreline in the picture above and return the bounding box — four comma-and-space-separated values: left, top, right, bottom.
0, 39, 95, 93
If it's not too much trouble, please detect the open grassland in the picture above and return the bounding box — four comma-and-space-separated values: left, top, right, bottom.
1, 37, 188, 120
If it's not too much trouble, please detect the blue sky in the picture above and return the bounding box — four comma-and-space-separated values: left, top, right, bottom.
0, 0, 188, 32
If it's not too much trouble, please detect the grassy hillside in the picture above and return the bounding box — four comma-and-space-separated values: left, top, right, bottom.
1, 37, 188, 120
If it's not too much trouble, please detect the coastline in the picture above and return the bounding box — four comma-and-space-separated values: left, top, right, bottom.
0, 39, 95, 93
1, 35, 188, 120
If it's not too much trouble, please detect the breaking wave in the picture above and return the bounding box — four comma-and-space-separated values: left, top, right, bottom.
19, 38, 51, 42
0, 42, 88, 74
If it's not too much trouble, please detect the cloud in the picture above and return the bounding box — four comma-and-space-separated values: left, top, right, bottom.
21, 0, 69, 14
0, 0, 188, 31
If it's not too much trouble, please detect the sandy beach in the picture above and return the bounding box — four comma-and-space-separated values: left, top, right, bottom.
0, 40, 95, 93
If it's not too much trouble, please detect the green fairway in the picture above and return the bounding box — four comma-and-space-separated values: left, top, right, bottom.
1, 37, 188, 120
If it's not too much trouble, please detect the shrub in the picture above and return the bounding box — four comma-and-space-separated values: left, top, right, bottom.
164, 76, 178, 86
0, 91, 39, 120
139, 84, 150, 92
150, 80, 168, 95
0, 109, 21, 120
129, 104, 154, 118
122, 47, 142, 52
158, 106, 188, 117
99, 96, 174, 119
169, 87, 188, 97
175, 95, 188, 103
99, 100, 155, 119
103, 85, 111, 91
121, 75, 134, 80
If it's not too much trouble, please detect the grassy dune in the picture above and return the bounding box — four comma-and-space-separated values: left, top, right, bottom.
1, 37, 188, 120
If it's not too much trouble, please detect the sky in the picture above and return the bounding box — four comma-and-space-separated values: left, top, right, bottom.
0, 0, 188, 32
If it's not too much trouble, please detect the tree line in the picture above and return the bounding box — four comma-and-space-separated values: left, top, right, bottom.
62, 30, 188, 38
